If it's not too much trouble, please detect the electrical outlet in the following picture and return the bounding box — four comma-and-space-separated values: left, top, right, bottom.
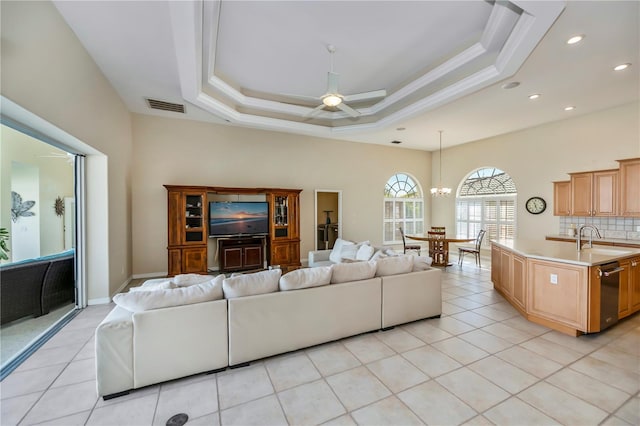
550, 274, 558, 285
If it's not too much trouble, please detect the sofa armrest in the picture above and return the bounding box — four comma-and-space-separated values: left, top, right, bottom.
308, 249, 332, 267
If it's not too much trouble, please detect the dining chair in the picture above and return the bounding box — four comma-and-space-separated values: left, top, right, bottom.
427, 230, 446, 266
458, 229, 486, 267
430, 226, 446, 233
399, 227, 421, 255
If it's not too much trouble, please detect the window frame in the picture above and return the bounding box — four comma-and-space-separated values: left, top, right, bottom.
383, 173, 424, 244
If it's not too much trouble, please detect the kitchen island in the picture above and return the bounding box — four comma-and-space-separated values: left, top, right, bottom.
491, 239, 640, 336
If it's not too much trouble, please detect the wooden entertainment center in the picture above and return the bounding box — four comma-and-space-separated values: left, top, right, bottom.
165, 185, 301, 276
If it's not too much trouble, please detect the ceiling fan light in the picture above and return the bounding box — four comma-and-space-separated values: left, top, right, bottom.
322, 94, 342, 107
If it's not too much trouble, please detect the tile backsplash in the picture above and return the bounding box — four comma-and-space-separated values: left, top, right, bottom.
559, 216, 640, 240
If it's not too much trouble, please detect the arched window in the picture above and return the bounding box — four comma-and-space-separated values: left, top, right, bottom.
383, 173, 424, 243
456, 167, 517, 245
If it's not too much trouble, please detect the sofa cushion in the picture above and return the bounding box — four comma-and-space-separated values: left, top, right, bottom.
113, 275, 224, 312
329, 238, 355, 264
279, 266, 332, 291
223, 269, 281, 299
173, 273, 212, 287
331, 261, 377, 284
375, 255, 414, 277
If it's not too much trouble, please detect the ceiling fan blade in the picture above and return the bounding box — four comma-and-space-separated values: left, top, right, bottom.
343, 89, 387, 103
327, 72, 339, 94
305, 103, 326, 117
336, 102, 360, 117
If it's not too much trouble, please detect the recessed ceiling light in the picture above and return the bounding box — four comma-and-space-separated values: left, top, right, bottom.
564, 106, 575, 111
614, 63, 631, 71
567, 35, 584, 45
391, 140, 402, 144
501, 81, 520, 89
528, 94, 541, 100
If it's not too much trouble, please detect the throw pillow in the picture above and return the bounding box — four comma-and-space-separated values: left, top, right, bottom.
340, 243, 359, 261
412, 256, 433, 271
370, 250, 388, 261
356, 243, 375, 261
129, 279, 175, 292
331, 261, 377, 284
375, 254, 414, 277
173, 273, 213, 286
329, 238, 354, 264
223, 269, 281, 299
279, 266, 332, 291
113, 275, 224, 312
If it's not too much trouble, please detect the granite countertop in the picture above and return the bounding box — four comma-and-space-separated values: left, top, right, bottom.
546, 234, 640, 247
493, 239, 640, 266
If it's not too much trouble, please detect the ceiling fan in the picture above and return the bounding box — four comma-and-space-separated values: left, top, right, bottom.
303, 45, 387, 118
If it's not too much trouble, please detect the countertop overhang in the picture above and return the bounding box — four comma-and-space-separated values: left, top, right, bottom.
492, 239, 640, 266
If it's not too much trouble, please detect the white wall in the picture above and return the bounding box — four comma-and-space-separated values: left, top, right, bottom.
1, 1, 133, 301
432, 102, 640, 240
131, 114, 432, 276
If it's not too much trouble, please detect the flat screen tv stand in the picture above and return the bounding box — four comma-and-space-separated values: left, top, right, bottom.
218, 236, 265, 273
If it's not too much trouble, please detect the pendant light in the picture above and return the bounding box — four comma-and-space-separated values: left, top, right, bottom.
430, 130, 452, 197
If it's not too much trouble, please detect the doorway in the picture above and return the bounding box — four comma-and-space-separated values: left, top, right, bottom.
314, 190, 342, 250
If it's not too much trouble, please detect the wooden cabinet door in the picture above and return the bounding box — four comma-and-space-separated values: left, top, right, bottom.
619, 259, 631, 318
618, 158, 640, 217
182, 247, 207, 273
593, 171, 618, 216
630, 257, 640, 312
571, 173, 593, 216
500, 250, 512, 297
243, 245, 263, 269
271, 241, 292, 266
512, 254, 527, 311
491, 245, 501, 290
553, 181, 572, 216
221, 247, 243, 271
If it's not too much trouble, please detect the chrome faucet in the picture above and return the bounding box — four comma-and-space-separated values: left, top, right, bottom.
577, 225, 602, 251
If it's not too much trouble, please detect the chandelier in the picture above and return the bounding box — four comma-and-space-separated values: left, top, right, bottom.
430, 130, 452, 197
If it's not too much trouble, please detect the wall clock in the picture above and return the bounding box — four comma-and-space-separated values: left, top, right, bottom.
525, 196, 546, 214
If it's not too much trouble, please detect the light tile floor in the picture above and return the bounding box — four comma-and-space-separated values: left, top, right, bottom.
1, 264, 639, 426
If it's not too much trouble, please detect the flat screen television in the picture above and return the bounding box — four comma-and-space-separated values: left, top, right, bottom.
208, 201, 269, 237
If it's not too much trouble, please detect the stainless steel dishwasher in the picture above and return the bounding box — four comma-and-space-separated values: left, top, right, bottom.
599, 261, 624, 331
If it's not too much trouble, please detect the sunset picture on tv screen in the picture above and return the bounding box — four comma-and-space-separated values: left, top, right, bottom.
209, 202, 269, 236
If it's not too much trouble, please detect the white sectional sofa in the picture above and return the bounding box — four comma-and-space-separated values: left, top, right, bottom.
95, 254, 441, 399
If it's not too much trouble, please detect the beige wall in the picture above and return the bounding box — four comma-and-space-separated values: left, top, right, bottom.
432, 102, 640, 240
131, 114, 432, 275
1, 1, 133, 301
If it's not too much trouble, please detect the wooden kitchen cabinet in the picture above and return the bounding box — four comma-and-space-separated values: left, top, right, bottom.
618, 158, 640, 217
512, 254, 527, 311
570, 170, 618, 217
553, 181, 572, 216
491, 244, 501, 291
619, 256, 640, 319
528, 259, 588, 333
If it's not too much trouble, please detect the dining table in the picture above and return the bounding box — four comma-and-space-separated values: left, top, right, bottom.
406, 234, 475, 267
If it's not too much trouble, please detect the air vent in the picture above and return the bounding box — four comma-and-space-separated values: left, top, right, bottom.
146, 98, 185, 113
391, 140, 402, 144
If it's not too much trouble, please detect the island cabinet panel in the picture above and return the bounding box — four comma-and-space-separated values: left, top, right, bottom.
527, 259, 588, 332
512, 254, 527, 311
491, 245, 501, 290
619, 256, 640, 318
500, 250, 513, 297
618, 158, 640, 217
553, 181, 572, 216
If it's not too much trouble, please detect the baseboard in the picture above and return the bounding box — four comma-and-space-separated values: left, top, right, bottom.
113, 276, 132, 296
132, 271, 168, 279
